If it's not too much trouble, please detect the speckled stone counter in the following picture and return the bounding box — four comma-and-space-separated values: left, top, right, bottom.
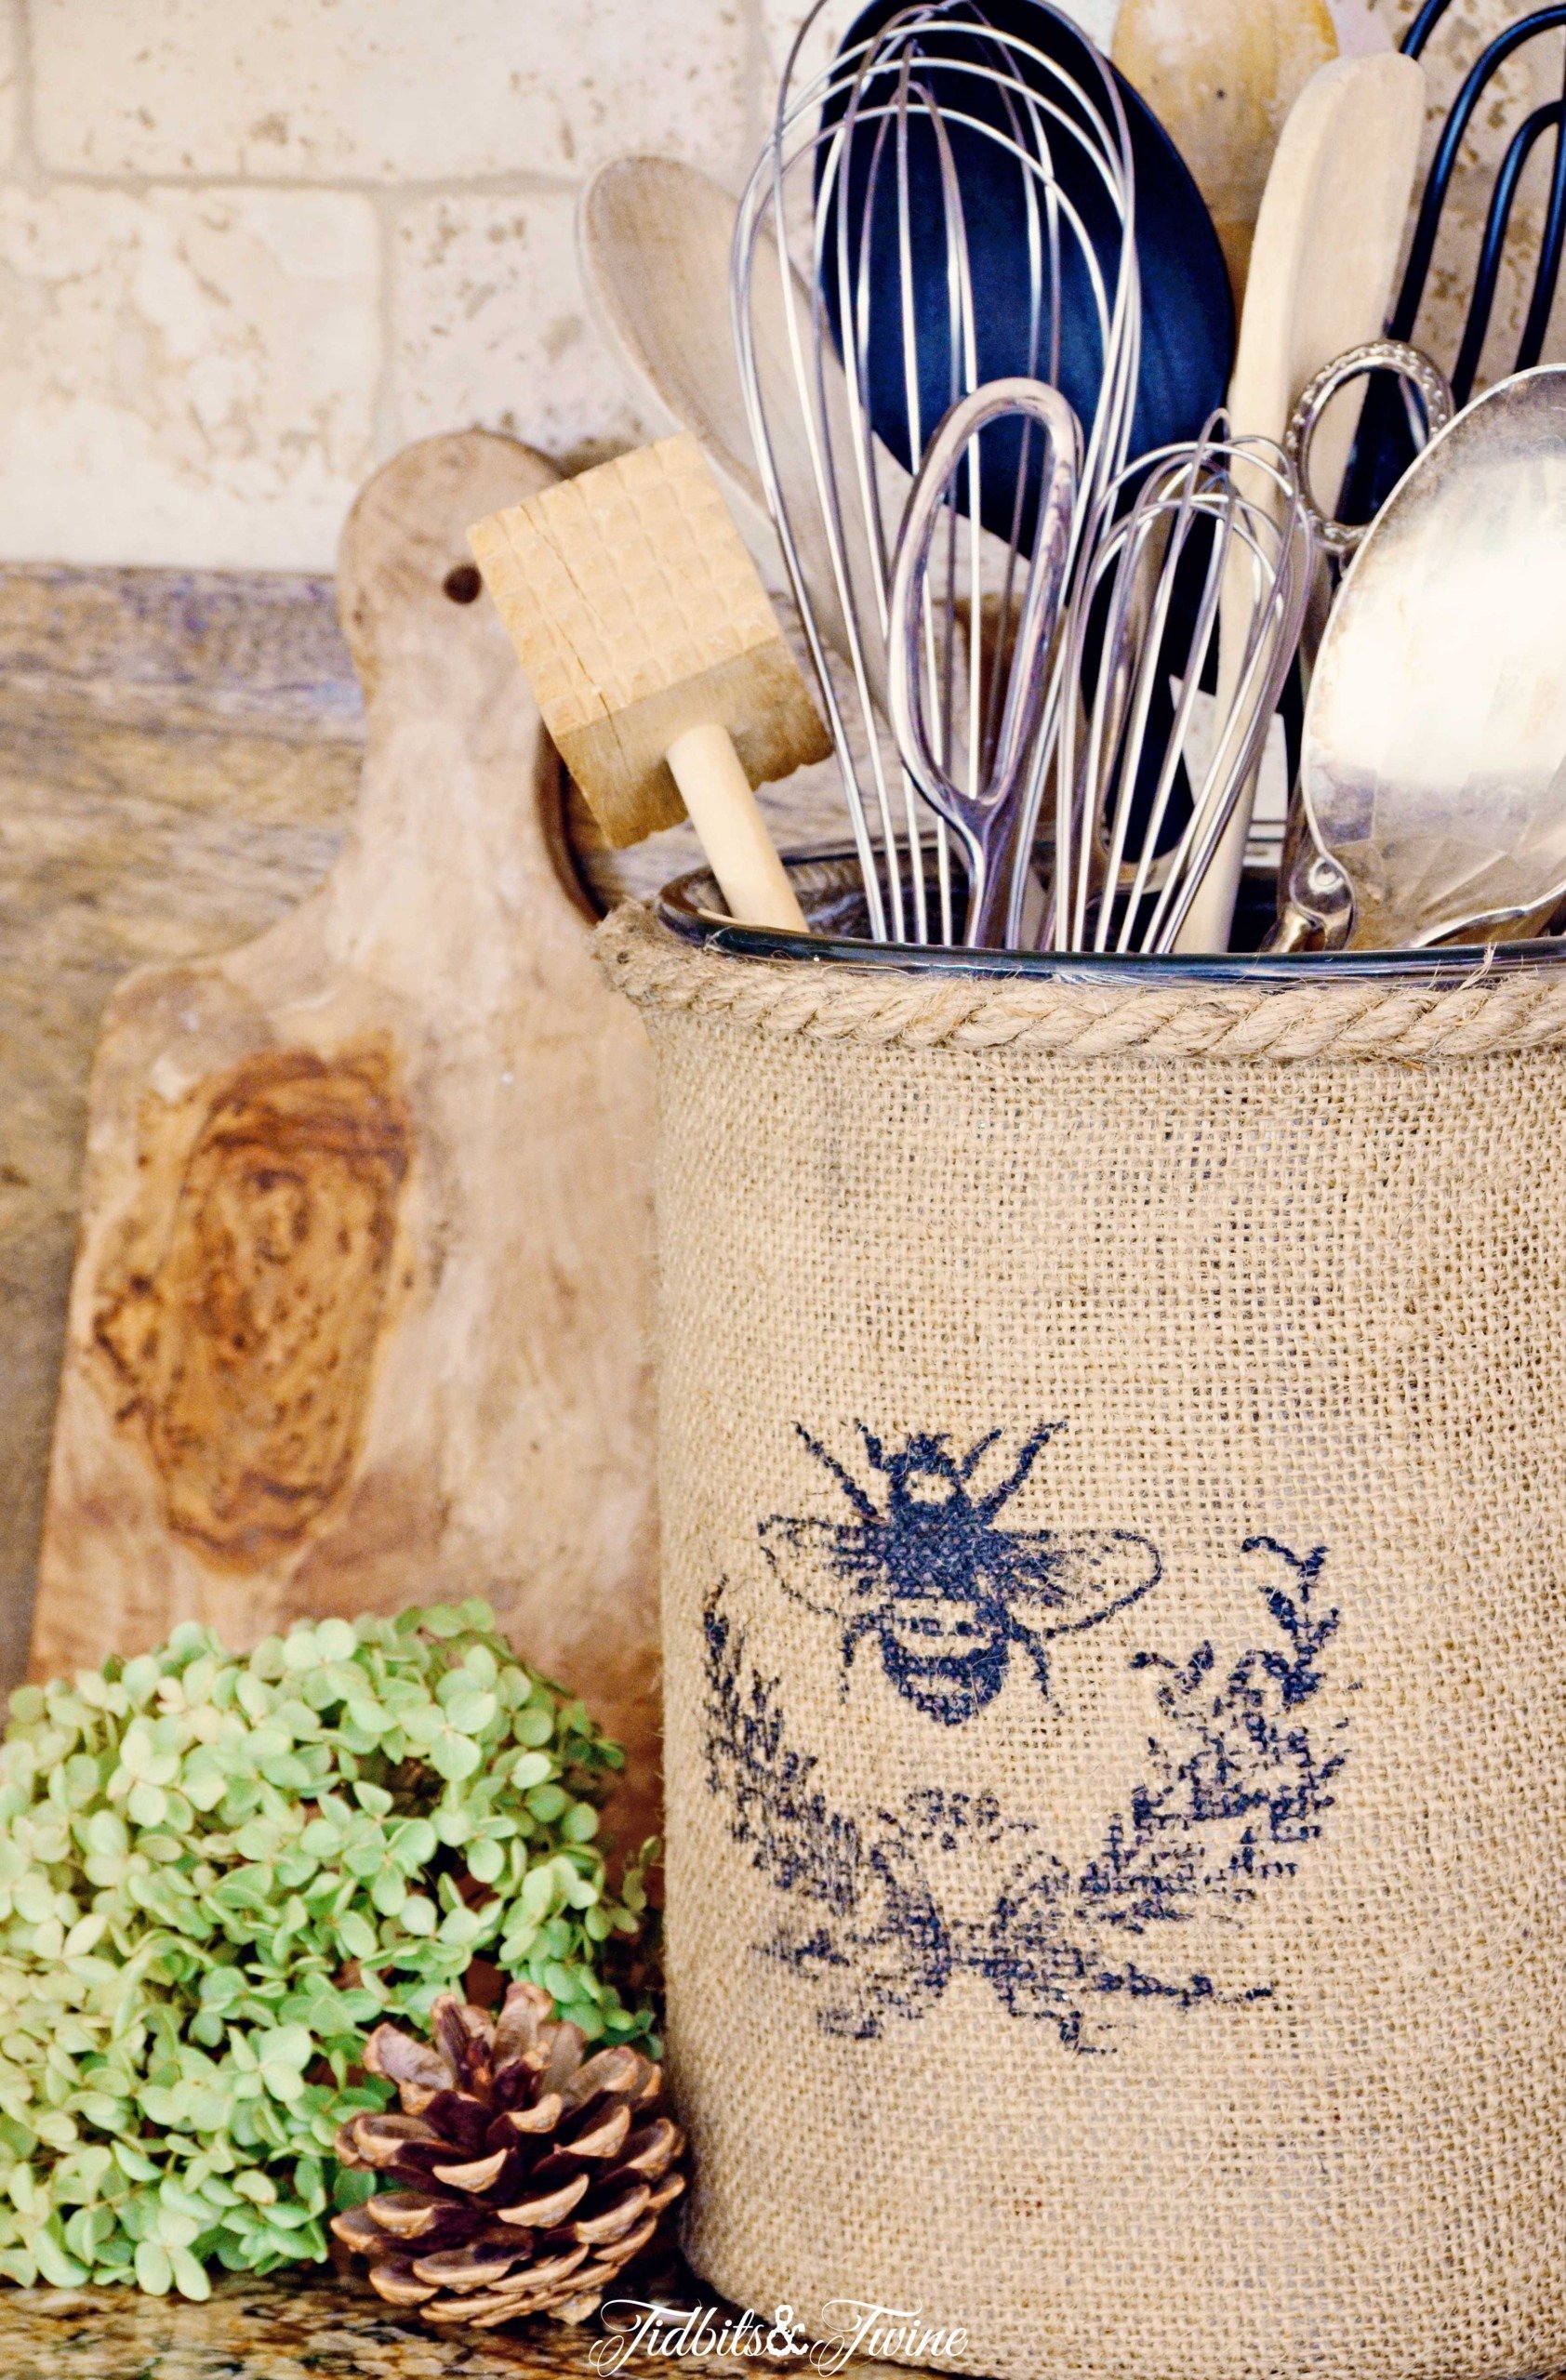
0, 2272, 907, 2378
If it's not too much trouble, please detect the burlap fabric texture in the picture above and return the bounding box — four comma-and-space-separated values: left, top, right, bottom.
601, 903, 1566, 2380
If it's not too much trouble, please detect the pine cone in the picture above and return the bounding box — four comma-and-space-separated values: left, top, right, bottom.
330, 1983, 685, 2330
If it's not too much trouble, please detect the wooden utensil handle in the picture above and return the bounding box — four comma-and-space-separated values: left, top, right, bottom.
665, 723, 807, 932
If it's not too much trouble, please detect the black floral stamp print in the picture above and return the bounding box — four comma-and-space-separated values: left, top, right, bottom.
707, 1499, 1349, 2048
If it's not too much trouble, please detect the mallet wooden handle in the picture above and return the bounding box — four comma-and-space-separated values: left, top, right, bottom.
666, 725, 807, 931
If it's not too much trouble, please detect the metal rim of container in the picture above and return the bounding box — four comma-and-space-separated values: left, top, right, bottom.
655, 853, 1566, 987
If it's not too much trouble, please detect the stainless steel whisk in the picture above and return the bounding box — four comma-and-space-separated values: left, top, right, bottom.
733, 0, 1141, 946
1053, 424, 1313, 956
888, 377, 1080, 946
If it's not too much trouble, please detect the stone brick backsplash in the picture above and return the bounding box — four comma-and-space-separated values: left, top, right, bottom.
32, 0, 751, 182
392, 191, 657, 472
0, 183, 378, 568
0, 0, 1558, 568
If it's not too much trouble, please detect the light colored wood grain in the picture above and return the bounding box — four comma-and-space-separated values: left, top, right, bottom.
471, 436, 821, 929
31, 431, 662, 1852
1174, 49, 1427, 953
578, 158, 788, 592
1112, 0, 1341, 308
1225, 54, 1427, 508
663, 721, 807, 932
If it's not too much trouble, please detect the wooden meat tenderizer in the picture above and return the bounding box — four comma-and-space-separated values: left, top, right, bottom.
470, 433, 829, 932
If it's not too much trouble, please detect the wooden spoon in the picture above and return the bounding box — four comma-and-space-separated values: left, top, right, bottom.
1112, 0, 1341, 311
579, 153, 1016, 719
579, 156, 781, 582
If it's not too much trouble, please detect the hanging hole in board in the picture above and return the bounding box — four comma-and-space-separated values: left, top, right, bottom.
443, 563, 483, 604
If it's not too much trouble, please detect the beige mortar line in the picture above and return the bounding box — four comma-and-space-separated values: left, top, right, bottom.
0, 154, 591, 466
14, 61, 769, 198
7, 164, 587, 197
9, 0, 40, 191
366, 187, 402, 465
739, 0, 774, 173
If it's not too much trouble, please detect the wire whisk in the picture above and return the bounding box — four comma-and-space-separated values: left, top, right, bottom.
1053, 424, 1313, 956
733, 0, 1141, 946
1347, 1, 1566, 520
888, 377, 1081, 945
1398, 0, 1566, 406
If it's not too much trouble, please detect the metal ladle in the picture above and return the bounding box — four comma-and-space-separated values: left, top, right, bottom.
1285, 362, 1566, 955
1269, 337, 1453, 953
1300, 364, 1566, 951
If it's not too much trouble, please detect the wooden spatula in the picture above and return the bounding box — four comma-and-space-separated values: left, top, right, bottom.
1174, 48, 1427, 955
471, 435, 829, 933
578, 156, 1018, 720
33, 431, 664, 1849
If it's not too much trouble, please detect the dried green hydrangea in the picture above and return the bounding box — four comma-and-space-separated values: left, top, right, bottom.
0, 1601, 656, 2298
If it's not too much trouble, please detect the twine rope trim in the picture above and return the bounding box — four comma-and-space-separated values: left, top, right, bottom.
597, 904, 1566, 1064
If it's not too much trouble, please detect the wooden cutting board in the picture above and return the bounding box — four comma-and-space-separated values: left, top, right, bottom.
31, 431, 663, 1849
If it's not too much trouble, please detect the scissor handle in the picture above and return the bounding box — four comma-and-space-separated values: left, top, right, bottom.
1285, 339, 1454, 562
887, 377, 1080, 943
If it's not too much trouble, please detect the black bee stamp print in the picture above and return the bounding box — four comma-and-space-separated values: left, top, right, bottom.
704, 1531, 1351, 2049
758, 1421, 1161, 1724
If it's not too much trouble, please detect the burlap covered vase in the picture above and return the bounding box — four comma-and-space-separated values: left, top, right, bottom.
601, 894, 1566, 2380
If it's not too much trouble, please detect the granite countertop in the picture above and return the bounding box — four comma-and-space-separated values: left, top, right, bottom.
6, 2273, 618, 2376
2, 2268, 909, 2378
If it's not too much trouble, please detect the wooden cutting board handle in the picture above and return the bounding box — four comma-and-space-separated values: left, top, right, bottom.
31, 431, 663, 1849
